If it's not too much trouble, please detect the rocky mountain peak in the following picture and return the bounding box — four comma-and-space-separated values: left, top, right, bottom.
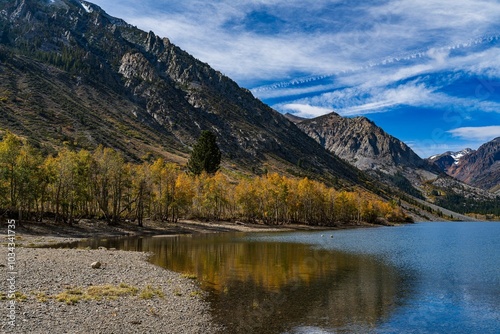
294, 111, 425, 174
448, 139, 500, 191
284, 113, 307, 124
428, 148, 474, 171
428, 138, 500, 191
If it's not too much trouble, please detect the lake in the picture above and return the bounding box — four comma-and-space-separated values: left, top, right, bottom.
57, 222, 500, 333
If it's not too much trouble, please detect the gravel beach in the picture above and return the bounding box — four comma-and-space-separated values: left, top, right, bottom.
0, 219, 358, 333
0, 219, 240, 333
0, 246, 221, 334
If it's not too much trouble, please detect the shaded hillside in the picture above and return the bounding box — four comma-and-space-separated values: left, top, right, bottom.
0, 0, 361, 184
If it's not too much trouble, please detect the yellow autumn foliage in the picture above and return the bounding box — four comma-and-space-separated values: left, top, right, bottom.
0, 133, 408, 226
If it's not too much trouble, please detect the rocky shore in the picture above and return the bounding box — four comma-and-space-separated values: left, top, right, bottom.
0, 220, 247, 333
0, 219, 377, 333
1, 247, 220, 334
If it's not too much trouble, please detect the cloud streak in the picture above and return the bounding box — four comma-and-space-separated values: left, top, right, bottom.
88, 0, 500, 155
90, 1, 500, 85
281, 104, 333, 118
448, 126, 500, 141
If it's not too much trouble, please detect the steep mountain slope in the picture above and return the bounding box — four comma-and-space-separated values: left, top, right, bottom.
444, 138, 500, 192
0, 0, 361, 184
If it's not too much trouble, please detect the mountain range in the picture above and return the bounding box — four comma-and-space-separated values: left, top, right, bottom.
286, 111, 498, 201
0, 0, 498, 219
428, 149, 474, 171
428, 139, 500, 193
286, 112, 429, 174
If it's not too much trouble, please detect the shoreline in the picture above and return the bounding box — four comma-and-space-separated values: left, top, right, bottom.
0, 219, 390, 333
1, 219, 233, 333
9, 218, 386, 247
0, 246, 220, 333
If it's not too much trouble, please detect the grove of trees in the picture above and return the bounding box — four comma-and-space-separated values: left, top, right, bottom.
0, 132, 408, 226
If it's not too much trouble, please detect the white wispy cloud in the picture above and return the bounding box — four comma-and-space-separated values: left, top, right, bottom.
89, 0, 500, 132
447, 126, 500, 141
281, 104, 333, 118
90, 0, 500, 85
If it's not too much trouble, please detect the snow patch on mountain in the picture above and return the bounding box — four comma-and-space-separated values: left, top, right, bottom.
80, 1, 92, 13
451, 148, 473, 164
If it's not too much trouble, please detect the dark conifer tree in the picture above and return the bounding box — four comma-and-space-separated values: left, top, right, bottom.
187, 130, 221, 175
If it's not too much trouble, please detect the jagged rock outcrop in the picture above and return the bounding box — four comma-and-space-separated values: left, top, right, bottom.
290, 111, 426, 174
119, 52, 158, 83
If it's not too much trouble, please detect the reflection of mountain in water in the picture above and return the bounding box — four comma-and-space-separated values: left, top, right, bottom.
73, 234, 412, 333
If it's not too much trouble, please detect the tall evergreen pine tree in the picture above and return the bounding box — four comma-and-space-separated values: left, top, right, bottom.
187, 130, 221, 175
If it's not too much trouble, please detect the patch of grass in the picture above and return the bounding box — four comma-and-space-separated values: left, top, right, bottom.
55, 283, 140, 304
86, 283, 138, 301
53, 283, 165, 305
13, 291, 28, 302
0, 291, 28, 302
31, 291, 49, 302
55, 287, 84, 305
189, 290, 202, 298
139, 285, 164, 300
0, 292, 27, 302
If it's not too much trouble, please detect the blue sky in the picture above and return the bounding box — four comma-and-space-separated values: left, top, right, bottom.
88, 0, 500, 158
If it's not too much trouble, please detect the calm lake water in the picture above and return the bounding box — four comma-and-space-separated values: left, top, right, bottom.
57, 222, 500, 333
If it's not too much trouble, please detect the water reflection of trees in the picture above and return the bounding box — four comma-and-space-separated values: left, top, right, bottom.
70, 234, 409, 334
149, 235, 406, 333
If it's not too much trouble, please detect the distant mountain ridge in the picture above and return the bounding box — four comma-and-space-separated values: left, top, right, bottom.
286, 111, 498, 207
429, 138, 500, 192
287, 111, 429, 174
428, 149, 474, 173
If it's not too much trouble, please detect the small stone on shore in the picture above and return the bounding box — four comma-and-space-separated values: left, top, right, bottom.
91, 261, 101, 269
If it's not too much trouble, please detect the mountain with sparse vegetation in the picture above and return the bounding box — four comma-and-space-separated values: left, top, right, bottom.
0, 0, 362, 186
287, 111, 499, 217
0, 0, 497, 222
428, 138, 500, 193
